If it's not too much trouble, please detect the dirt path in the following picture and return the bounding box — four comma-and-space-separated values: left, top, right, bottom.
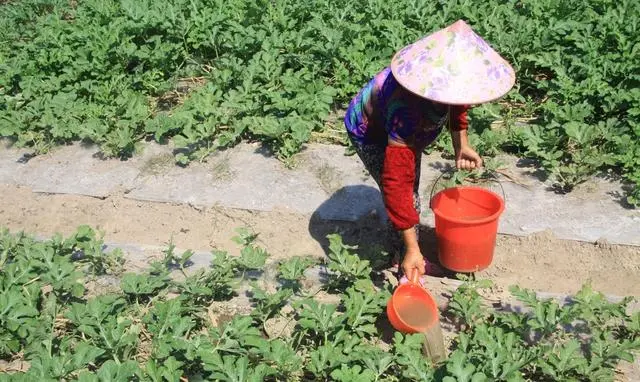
1, 184, 639, 297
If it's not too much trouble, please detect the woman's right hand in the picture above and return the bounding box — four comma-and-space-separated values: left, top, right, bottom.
402, 246, 425, 279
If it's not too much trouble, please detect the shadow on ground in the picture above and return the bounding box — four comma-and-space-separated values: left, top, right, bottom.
308, 185, 445, 272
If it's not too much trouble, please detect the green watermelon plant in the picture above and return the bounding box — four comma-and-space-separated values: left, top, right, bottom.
0, 0, 639, 204
0, 226, 638, 381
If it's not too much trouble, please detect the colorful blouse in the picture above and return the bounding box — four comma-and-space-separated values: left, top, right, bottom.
344, 67, 469, 148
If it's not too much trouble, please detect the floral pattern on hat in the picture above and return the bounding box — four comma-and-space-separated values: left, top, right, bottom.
390, 20, 516, 105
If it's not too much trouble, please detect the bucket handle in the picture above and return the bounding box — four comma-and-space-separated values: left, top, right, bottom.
428, 169, 506, 208
409, 269, 421, 286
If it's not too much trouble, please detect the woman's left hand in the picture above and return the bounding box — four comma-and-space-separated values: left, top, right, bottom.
456, 145, 483, 170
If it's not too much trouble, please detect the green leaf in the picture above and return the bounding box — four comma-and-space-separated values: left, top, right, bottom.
95, 360, 141, 381
295, 299, 344, 337
325, 234, 371, 287
308, 344, 347, 378
72, 342, 106, 369
330, 364, 377, 382
163, 356, 185, 380
342, 282, 386, 337
237, 245, 269, 270
446, 351, 477, 382
249, 284, 292, 324
120, 272, 169, 298
278, 256, 317, 281
256, 339, 303, 378
204, 354, 273, 382
231, 227, 259, 246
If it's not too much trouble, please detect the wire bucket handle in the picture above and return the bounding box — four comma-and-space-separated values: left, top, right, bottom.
428, 169, 507, 208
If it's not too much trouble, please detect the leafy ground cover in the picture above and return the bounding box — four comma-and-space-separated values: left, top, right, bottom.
1, 0, 639, 204
0, 226, 638, 381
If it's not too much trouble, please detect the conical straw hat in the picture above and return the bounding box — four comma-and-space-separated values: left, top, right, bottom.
390, 20, 516, 105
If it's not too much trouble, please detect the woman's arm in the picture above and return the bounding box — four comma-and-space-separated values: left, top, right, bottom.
449, 106, 483, 169
382, 138, 424, 277
382, 140, 419, 231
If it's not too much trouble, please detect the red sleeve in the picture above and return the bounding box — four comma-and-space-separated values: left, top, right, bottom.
450, 105, 470, 131
381, 145, 420, 230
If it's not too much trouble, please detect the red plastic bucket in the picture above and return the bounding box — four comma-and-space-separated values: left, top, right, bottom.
430, 186, 505, 273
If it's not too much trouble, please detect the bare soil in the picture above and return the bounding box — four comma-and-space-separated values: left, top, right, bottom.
1, 183, 638, 298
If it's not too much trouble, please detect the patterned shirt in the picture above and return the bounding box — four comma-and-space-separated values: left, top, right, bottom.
344, 67, 466, 148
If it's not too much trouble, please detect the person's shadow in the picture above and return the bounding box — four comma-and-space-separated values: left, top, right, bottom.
308, 184, 450, 345
308, 185, 388, 269
308, 184, 442, 271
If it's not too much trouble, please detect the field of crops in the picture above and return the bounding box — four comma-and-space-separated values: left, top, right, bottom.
0, 226, 638, 380
1, 0, 639, 204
